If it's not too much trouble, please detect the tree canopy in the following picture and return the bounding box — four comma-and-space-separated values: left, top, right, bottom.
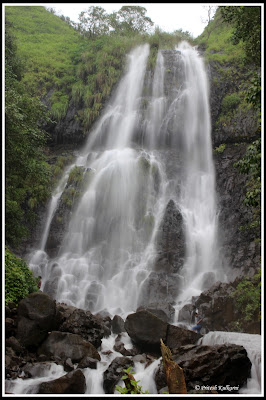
220, 6, 261, 67
78, 5, 154, 37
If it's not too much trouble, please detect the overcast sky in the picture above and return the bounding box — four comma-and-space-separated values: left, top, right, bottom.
7, 3, 219, 38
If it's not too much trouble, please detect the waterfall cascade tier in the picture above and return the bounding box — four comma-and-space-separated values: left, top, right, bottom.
28, 41, 222, 319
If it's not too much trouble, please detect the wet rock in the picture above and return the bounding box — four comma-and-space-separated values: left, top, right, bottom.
155, 199, 185, 274
78, 356, 98, 369
56, 304, 105, 348
137, 303, 175, 323
5, 336, 24, 354
21, 361, 57, 378
125, 310, 168, 353
16, 292, 57, 349
111, 315, 125, 334
64, 358, 75, 372
155, 343, 252, 394
113, 334, 139, 357
178, 304, 194, 324
5, 318, 16, 338
137, 271, 179, 322
103, 356, 134, 394
166, 324, 201, 350
38, 369, 86, 394
37, 331, 100, 363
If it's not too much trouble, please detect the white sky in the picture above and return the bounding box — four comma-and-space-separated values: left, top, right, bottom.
5, 3, 219, 38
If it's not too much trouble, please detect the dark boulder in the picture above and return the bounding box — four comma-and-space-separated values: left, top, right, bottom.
111, 315, 126, 334
137, 304, 174, 323
166, 324, 201, 350
155, 343, 252, 394
16, 292, 57, 349
78, 356, 98, 369
56, 304, 106, 348
124, 310, 168, 353
38, 369, 86, 394
37, 331, 100, 363
103, 356, 134, 394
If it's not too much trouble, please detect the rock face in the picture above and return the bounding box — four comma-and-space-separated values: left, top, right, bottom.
44, 165, 90, 258
208, 61, 259, 147
214, 144, 261, 280
44, 91, 84, 146
16, 292, 57, 349
37, 331, 101, 363
38, 369, 86, 394
155, 343, 252, 394
155, 199, 185, 274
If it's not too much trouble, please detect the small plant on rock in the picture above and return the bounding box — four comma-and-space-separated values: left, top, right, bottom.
115, 366, 150, 394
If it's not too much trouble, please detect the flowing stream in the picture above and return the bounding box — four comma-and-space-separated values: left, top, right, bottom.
18, 41, 261, 394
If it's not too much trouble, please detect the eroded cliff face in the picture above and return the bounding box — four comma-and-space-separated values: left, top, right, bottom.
207, 58, 260, 279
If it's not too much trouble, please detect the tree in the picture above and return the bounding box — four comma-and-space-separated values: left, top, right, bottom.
109, 6, 154, 35
78, 6, 109, 38
220, 6, 261, 67
200, 6, 220, 41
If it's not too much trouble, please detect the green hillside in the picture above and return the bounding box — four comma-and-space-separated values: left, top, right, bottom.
5, 6, 84, 94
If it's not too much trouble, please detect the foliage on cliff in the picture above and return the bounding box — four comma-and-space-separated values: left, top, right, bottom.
197, 6, 261, 234
5, 5, 193, 135
5, 19, 52, 247
230, 270, 261, 331
5, 247, 39, 305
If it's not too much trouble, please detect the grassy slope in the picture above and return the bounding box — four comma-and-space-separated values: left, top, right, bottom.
5, 6, 85, 95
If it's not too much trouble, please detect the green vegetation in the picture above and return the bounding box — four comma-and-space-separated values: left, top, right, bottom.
220, 6, 261, 67
5, 5, 194, 135
195, 8, 245, 64
5, 19, 52, 247
115, 366, 150, 394
231, 271, 261, 326
198, 6, 261, 236
234, 138, 261, 230
5, 247, 39, 305
214, 144, 226, 154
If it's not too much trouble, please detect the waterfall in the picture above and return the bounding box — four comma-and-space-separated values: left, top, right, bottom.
28, 41, 222, 317
20, 42, 260, 395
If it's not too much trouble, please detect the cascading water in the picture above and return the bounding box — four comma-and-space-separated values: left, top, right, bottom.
199, 331, 262, 394
19, 41, 260, 395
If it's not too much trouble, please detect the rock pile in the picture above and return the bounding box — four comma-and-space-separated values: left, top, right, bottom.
5, 292, 252, 394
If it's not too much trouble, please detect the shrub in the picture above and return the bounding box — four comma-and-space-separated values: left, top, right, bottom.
221, 93, 241, 114
231, 270, 261, 323
5, 247, 38, 305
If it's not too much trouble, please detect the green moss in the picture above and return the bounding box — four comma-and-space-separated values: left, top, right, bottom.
214, 144, 226, 154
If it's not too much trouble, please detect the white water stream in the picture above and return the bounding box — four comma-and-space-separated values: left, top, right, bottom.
12, 42, 260, 395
